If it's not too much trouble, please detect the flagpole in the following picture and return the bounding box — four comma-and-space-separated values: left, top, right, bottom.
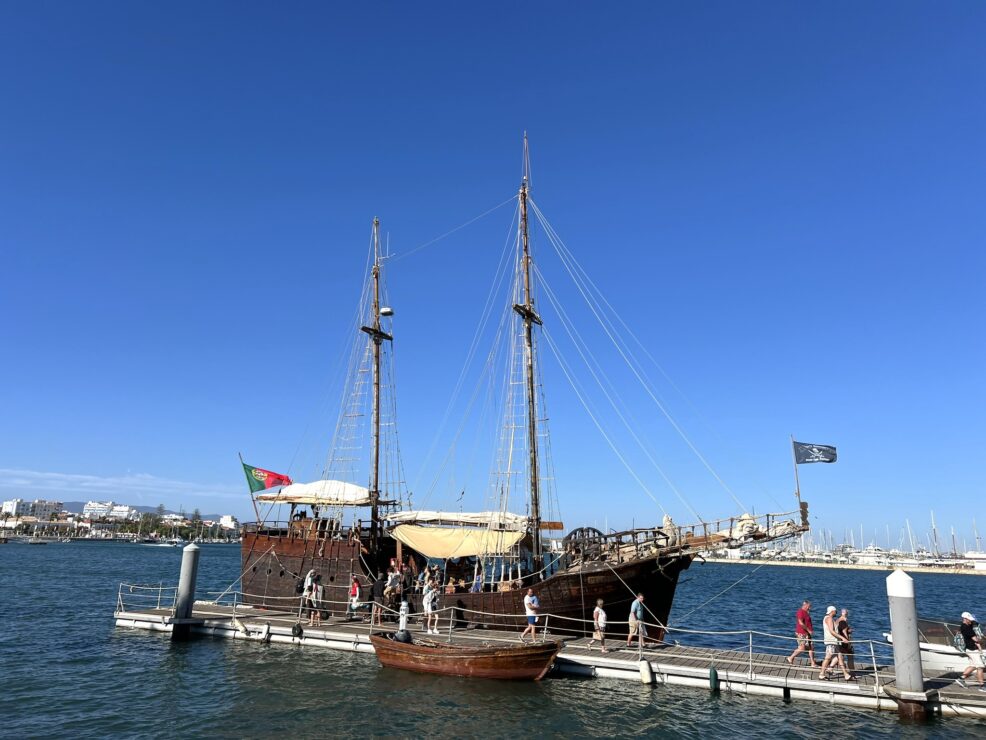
239, 452, 262, 525
790, 435, 802, 503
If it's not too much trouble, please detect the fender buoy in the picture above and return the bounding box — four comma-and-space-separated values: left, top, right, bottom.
709, 665, 720, 693
292, 622, 304, 639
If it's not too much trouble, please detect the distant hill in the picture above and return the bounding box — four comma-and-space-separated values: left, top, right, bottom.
61, 501, 224, 520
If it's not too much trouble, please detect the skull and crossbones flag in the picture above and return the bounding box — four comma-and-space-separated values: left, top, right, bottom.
793, 441, 837, 464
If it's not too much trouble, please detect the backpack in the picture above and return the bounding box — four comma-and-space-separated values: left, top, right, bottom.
953, 630, 966, 652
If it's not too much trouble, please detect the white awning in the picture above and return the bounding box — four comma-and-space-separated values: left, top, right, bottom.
256, 480, 372, 506
385, 510, 528, 530
390, 524, 525, 559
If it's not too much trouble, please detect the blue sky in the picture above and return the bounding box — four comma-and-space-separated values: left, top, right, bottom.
1, 2, 983, 548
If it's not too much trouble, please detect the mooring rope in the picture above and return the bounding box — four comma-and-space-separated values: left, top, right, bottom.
671, 562, 769, 624
212, 544, 277, 603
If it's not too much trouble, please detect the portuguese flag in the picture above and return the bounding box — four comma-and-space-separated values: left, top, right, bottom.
242, 463, 293, 493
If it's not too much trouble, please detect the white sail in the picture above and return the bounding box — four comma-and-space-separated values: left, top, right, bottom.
256, 480, 372, 506
386, 510, 528, 530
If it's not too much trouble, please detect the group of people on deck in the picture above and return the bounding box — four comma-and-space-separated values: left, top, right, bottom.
302, 557, 668, 646
787, 599, 855, 680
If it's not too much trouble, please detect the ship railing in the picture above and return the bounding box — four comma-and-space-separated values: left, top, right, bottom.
116, 582, 178, 613
203, 589, 384, 623
568, 507, 808, 564
242, 519, 367, 543
654, 624, 898, 680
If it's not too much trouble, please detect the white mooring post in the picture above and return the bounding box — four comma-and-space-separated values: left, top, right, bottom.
172, 543, 200, 640
886, 569, 928, 720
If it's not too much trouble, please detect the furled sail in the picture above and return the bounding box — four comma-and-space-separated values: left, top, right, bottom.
386, 510, 528, 530
390, 524, 525, 559
255, 479, 372, 506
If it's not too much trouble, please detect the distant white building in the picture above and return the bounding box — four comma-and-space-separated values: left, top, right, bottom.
32, 499, 63, 521
2, 498, 63, 520
2, 498, 32, 517
108, 504, 140, 521
83, 501, 115, 519
161, 513, 185, 524
219, 515, 239, 530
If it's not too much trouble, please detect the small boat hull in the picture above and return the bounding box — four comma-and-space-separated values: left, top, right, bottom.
369, 633, 561, 680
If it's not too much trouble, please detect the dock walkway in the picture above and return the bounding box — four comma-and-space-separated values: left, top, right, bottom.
114, 601, 986, 719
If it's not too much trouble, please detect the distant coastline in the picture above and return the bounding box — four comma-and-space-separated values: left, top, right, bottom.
701, 557, 986, 576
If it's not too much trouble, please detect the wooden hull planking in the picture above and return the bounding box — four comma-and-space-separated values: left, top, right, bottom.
369, 633, 562, 680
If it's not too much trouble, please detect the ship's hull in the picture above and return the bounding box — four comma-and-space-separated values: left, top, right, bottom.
240, 529, 693, 638
369, 633, 561, 680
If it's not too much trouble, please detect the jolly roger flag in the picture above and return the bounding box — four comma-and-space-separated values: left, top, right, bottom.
793, 441, 838, 464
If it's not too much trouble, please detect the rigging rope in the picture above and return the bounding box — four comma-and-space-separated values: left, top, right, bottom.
670, 562, 769, 624
540, 329, 668, 516
529, 198, 747, 515
213, 544, 277, 603
413, 205, 519, 502
391, 196, 516, 263
601, 559, 667, 630
536, 264, 701, 520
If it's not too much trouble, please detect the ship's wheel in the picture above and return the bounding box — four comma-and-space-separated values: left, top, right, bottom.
562, 526, 606, 559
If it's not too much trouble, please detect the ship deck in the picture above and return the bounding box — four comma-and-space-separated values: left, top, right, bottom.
114, 601, 986, 719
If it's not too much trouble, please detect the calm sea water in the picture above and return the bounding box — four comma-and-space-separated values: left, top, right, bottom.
1, 542, 984, 738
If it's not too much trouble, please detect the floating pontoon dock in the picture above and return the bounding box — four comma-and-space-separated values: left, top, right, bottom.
114, 586, 986, 720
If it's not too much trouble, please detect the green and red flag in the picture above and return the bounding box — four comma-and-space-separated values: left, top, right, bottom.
242, 463, 293, 493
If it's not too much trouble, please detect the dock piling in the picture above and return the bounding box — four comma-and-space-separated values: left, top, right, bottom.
171, 543, 200, 640
886, 569, 928, 720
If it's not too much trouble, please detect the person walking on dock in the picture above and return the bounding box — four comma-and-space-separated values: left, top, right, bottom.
956, 611, 986, 691
588, 598, 609, 653
787, 599, 818, 667
818, 605, 852, 681
836, 608, 854, 671
627, 593, 647, 649
521, 587, 540, 643
371, 572, 386, 626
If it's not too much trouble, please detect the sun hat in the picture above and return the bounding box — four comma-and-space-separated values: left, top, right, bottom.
826, 605, 836, 614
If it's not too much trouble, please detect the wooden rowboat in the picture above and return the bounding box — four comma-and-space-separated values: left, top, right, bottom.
369, 632, 562, 680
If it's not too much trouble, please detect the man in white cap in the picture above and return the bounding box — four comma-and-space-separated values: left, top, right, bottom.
818, 605, 852, 681
956, 611, 985, 690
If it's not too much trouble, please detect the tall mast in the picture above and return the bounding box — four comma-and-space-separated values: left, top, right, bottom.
361, 217, 392, 551
512, 134, 544, 576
